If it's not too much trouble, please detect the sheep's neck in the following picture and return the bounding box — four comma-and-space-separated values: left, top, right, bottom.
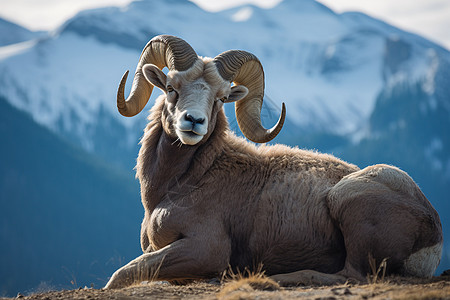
140, 126, 224, 212
138, 101, 227, 212
143, 131, 195, 210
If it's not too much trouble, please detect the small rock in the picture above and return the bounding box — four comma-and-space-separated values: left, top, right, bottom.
331, 287, 352, 296
208, 278, 221, 285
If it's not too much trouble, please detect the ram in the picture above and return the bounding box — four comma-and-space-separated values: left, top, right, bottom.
105, 35, 442, 289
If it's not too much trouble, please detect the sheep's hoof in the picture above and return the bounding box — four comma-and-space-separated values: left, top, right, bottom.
104, 265, 135, 289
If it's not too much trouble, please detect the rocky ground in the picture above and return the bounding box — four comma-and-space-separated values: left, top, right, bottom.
3, 273, 450, 300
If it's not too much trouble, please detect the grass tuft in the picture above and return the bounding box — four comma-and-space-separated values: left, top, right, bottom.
218, 265, 279, 299
367, 253, 389, 284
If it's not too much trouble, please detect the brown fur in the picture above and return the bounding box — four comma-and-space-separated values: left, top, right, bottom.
105, 58, 443, 289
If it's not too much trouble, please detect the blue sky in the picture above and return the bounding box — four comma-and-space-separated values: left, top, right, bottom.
0, 0, 449, 50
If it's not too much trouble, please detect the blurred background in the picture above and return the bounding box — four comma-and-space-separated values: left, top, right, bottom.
0, 0, 449, 296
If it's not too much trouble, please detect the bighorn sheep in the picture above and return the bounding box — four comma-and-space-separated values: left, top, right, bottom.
105, 35, 443, 288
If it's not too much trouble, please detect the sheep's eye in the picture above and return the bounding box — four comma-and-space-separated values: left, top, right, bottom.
220, 96, 228, 102
167, 85, 174, 93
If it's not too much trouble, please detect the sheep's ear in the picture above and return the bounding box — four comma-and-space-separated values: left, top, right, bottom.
226, 85, 249, 103
142, 64, 167, 91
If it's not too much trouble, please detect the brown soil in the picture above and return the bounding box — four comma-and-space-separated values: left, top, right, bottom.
4, 275, 450, 300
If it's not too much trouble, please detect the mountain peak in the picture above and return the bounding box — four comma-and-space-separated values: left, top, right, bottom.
276, 0, 336, 14
58, 0, 205, 50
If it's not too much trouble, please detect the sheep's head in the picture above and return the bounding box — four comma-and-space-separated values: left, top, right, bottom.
117, 35, 285, 145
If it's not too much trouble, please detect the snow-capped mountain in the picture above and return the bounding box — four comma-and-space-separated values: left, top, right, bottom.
0, 96, 142, 296
1, 0, 449, 161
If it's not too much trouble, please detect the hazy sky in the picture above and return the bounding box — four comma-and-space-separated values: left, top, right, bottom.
0, 0, 449, 50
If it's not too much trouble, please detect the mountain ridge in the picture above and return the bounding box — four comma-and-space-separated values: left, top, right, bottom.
0, 17, 46, 46
0, 96, 142, 295
1, 0, 449, 145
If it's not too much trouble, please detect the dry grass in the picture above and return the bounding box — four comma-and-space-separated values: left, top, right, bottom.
6, 275, 450, 300
367, 253, 389, 284
218, 265, 280, 299
365, 280, 450, 300
7, 268, 450, 300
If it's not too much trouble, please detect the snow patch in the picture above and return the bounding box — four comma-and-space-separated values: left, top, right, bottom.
424, 138, 444, 171
0, 39, 38, 61
423, 48, 439, 96
231, 7, 253, 22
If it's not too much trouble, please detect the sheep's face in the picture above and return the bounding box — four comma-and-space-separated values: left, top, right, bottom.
143, 60, 248, 145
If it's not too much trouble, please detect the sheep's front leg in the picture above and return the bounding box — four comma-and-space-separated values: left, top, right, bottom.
105, 238, 227, 289
105, 251, 165, 289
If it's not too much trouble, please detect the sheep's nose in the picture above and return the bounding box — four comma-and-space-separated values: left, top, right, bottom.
185, 113, 205, 125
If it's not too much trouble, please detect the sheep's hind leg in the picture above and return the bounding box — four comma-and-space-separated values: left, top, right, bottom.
270, 270, 349, 286
326, 164, 443, 279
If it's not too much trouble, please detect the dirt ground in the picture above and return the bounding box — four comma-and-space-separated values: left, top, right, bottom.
4, 273, 450, 300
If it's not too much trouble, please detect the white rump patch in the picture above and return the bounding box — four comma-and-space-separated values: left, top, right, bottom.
403, 242, 443, 277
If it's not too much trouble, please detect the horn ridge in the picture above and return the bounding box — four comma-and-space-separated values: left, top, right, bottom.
117, 35, 198, 117
214, 50, 260, 82
213, 50, 285, 143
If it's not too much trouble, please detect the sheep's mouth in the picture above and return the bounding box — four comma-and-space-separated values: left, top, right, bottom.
177, 129, 204, 145
184, 130, 201, 137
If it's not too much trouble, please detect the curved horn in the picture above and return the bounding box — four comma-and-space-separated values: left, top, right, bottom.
117, 35, 199, 117
213, 50, 285, 143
